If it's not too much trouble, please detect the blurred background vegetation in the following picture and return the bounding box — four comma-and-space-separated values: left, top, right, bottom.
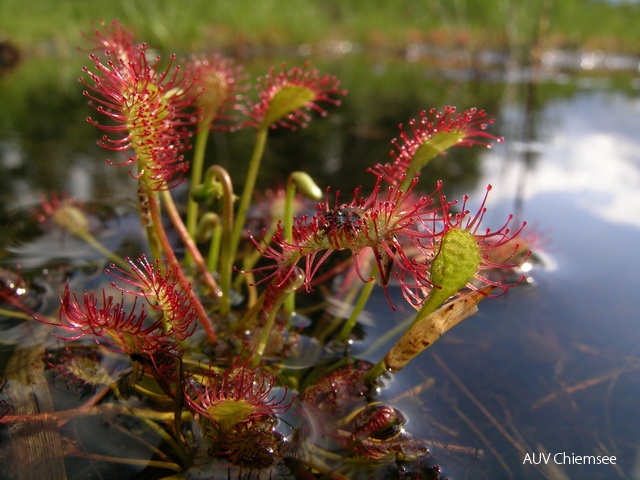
1, 0, 639, 58
1, 0, 638, 198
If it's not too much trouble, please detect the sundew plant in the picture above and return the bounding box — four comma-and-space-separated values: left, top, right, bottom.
0, 20, 533, 479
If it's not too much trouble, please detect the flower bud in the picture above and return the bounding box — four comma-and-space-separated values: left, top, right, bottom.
289, 171, 323, 200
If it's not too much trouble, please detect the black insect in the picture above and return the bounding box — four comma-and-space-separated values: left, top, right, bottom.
321, 206, 364, 234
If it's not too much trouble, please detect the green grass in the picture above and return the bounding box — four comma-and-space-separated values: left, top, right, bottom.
1, 0, 639, 56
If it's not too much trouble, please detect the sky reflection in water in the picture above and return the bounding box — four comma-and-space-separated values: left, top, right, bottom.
488, 91, 640, 228
448, 88, 640, 478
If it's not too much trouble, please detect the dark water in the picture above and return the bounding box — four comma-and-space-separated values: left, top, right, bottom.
1, 53, 640, 479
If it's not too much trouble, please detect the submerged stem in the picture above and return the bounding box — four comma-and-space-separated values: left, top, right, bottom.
73, 231, 130, 270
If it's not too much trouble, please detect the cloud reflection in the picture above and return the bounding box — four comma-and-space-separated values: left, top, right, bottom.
484, 91, 640, 228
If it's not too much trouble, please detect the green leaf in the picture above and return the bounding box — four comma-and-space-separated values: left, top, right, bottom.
413, 227, 480, 325
262, 85, 315, 128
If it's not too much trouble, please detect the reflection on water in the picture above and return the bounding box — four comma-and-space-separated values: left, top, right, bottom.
1, 53, 640, 479
420, 86, 640, 478
487, 90, 640, 226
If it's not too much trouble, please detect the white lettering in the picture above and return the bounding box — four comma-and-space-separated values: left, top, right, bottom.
547, 452, 618, 465
523, 453, 551, 464
554, 452, 567, 464
525, 452, 618, 466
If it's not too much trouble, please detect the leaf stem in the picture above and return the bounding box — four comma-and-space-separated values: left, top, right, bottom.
146, 186, 218, 345
160, 189, 222, 300
200, 166, 235, 316
229, 126, 269, 273
185, 126, 210, 243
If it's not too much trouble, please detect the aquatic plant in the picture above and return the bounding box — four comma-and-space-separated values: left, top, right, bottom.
0, 19, 532, 479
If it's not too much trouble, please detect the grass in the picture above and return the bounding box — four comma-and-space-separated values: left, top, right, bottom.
1, 0, 639, 57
